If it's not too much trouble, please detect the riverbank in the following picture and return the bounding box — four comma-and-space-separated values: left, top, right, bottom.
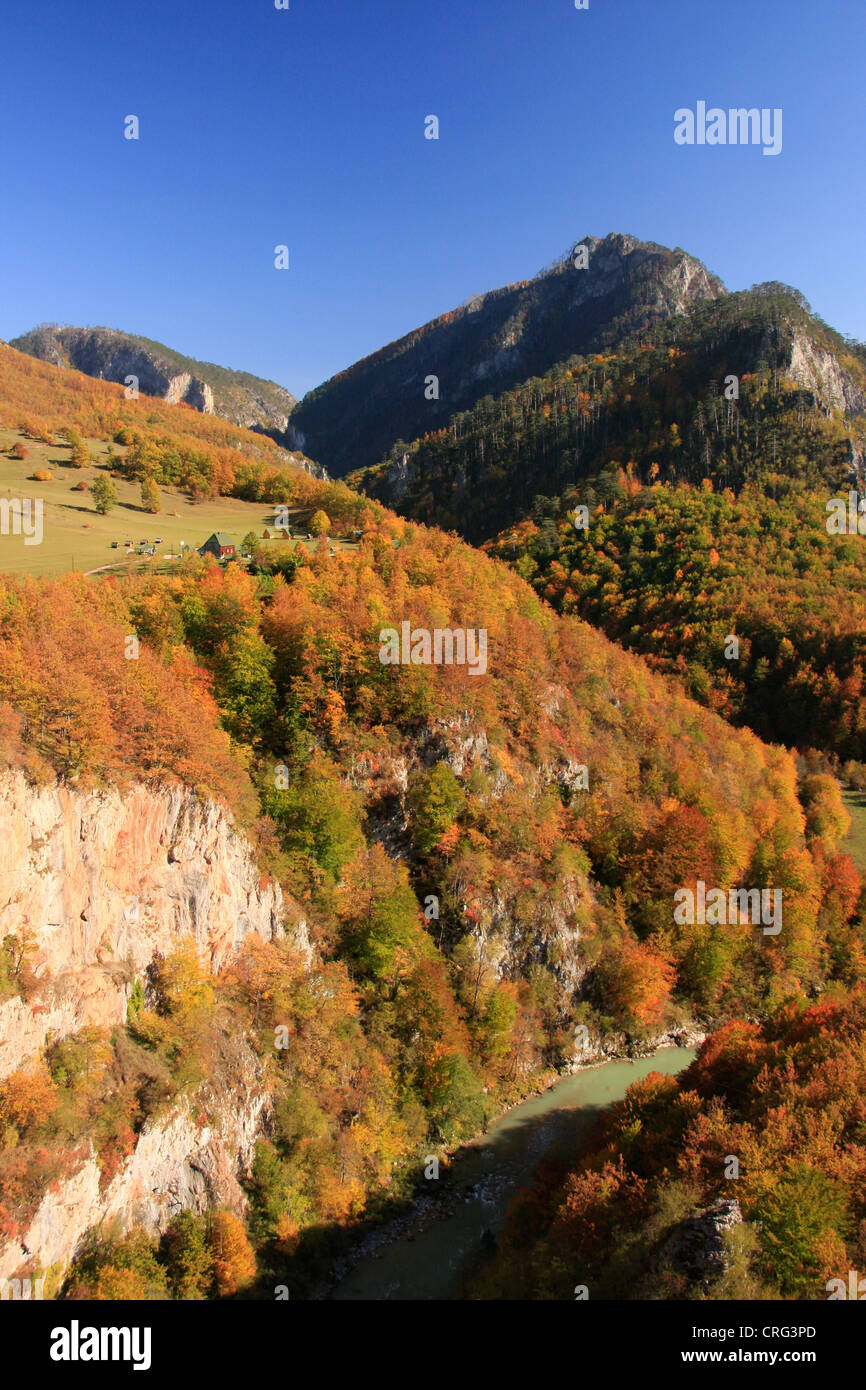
317, 1039, 699, 1300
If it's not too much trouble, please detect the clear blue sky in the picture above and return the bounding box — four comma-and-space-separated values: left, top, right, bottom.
1, 0, 863, 398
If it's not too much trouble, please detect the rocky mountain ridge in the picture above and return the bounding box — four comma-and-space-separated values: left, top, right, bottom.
10, 324, 297, 441
288, 232, 727, 475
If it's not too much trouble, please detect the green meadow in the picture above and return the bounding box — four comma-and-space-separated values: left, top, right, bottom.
0, 428, 345, 577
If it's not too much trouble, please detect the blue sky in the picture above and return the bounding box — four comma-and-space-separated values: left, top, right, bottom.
1, 0, 863, 398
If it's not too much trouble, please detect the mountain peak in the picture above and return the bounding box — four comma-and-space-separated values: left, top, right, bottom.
290, 234, 726, 475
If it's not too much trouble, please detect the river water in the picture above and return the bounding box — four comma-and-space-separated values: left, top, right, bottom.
330, 1045, 695, 1300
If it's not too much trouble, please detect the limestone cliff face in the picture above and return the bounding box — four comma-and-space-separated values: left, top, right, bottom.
164, 369, 215, 415
0, 768, 308, 1078
788, 328, 866, 418
0, 769, 313, 1286
0, 1041, 267, 1287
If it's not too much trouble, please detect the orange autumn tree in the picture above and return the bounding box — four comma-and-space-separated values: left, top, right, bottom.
209, 1210, 257, 1297
0, 1059, 59, 1136
596, 935, 675, 1030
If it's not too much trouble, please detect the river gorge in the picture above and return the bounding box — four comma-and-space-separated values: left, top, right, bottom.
330, 1046, 696, 1300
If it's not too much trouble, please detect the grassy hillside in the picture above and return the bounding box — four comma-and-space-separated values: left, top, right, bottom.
0, 427, 350, 578
0, 339, 306, 469
839, 789, 866, 875
0, 341, 376, 577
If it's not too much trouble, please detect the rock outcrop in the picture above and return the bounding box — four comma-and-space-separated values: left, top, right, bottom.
789, 328, 866, 418
658, 1196, 743, 1285
0, 768, 314, 1287
10, 324, 297, 440
0, 768, 310, 1077
0, 1042, 267, 1288
348, 709, 593, 994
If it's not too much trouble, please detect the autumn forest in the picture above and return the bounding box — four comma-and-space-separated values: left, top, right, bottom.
2, 229, 866, 1321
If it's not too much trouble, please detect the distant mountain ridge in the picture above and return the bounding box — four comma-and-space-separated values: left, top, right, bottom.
288, 233, 726, 476
10, 323, 297, 442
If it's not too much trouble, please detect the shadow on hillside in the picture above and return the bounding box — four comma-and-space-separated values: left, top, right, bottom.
247, 1096, 608, 1302
57, 499, 156, 517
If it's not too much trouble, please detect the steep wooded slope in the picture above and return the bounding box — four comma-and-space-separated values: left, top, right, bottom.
290, 233, 724, 476
352, 282, 866, 541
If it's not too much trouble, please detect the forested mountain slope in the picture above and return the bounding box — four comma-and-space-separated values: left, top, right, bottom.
290, 234, 724, 476
2, 491, 863, 1295
1, 299, 864, 1301
348, 281, 866, 761
353, 282, 866, 541
487, 478, 866, 761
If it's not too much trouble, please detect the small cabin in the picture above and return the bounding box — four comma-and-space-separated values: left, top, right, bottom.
199, 532, 236, 560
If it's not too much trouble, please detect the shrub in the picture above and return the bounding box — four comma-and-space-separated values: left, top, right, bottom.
70, 1231, 170, 1301
407, 763, 466, 856
757, 1164, 851, 1296
163, 1210, 214, 1299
